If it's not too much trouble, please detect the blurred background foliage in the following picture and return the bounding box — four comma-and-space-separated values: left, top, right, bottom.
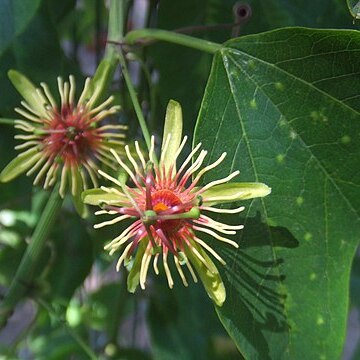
0, 0, 358, 359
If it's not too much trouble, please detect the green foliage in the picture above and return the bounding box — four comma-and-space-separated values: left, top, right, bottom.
195, 27, 360, 359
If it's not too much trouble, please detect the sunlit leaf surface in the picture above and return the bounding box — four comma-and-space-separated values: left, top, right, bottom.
195, 27, 360, 359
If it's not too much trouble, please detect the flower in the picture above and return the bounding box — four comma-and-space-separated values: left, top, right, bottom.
83, 100, 271, 306
0, 70, 126, 212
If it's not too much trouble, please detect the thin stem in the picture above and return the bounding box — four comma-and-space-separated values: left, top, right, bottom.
118, 52, 154, 156
106, 0, 156, 161
95, 0, 102, 66
105, 0, 129, 60
37, 299, 98, 360
125, 28, 222, 54
0, 118, 15, 125
0, 186, 63, 327
128, 53, 157, 130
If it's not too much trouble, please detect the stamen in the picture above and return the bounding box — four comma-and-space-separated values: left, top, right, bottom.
40, 83, 57, 108
189, 152, 227, 190
197, 214, 244, 230
33, 158, 53, 185
155, 228, 177, 254
153, 253, 160, 275
135, 141, 146, 170
173, 136, 188, 165
98, 169, 123, 187
194, 219, 236, 235
77, 78, 91, 105
188, 244, 213, 272
94, 214, 131, 228
95, 209, 118, 215
163, 250, 174, 288
44, 163, 57, 189
57, 77, 65, 106
185, 260, 198, 283
59, 165, 67, 198
69, 75, 76, 105
160, 133, 171, 164
71, 166, 79, 196
193, 225, 239, 248
140, 245, 152, 289
199, 170, 240, 193
193, 236, 226, 265
104, 221, 141, 249
201, 205, 245, 214
149, 136, 155, 164
178, 150, 207, 188
20, 101, 42, 117
15, 141, 40, 150
83, 161, 99, 188
15, 108, 42, 123
14, 120, 36, 132
116, 242, 133, 271
87, 96, 115, 116
63, 80, 70, 106
110, 149, 140, 188
125, 145, 142, 178
174, 256, 188, 287
26, 155, 46, 176
175, 142, 202, 181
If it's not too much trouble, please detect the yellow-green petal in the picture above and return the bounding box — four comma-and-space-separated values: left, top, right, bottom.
8, 70, 47, 118
0, 148, 42, 182
201, 182, 271, 206
127, 238, 149, 293
184, 240, 226, 306
160, 100, 183, 173
72, 191, 88, 218
82, 57, 118, 107
82, 188, 128, 206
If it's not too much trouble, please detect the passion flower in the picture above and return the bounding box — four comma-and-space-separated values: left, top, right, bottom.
0, 70, 125, 214
83, 100, 271, 306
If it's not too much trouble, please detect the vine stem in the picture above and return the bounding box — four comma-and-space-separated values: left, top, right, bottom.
107, 0, 155, 159
118, 52, 154, 157
125, 28, 222, 54
0, 186, 63, 327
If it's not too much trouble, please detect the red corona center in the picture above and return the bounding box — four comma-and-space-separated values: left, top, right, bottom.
43, 105, 100, 164
151, 189, 188, 234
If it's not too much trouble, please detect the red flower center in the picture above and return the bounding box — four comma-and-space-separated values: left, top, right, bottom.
151, 189, 187, 234
43, 105, 100, 164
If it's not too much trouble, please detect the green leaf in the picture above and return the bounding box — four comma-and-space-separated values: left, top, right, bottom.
201, 182, 271, 206
148, 0, 354, 136
0, 0, 78, 114
47, 215, 93, 301
161, 100, 183, 172
148, 278, 239, 360
347, 0, 360, 19
0, 0, 41, 57
0, 148, 42, 183
195, 28, 360, 359
82, 188, 128, 206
